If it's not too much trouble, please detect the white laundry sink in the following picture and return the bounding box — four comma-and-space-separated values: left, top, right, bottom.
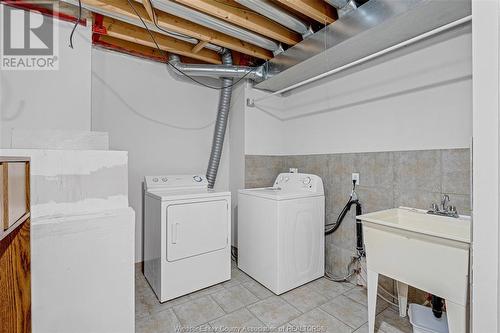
358, 207, 471, 333
359, 207, 471, 243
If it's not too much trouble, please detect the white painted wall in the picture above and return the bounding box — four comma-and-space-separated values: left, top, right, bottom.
245, 88, 285, 155
0, 14, 92, 146
245, 29, 472, 155
472, 0, 499, 331
229, 81, 246, 246
91, 48, 227, 262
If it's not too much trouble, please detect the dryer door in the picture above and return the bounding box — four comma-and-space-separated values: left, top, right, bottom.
166, 199, 228, 262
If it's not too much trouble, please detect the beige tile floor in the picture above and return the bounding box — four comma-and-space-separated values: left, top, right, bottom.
135, 261, 412, 333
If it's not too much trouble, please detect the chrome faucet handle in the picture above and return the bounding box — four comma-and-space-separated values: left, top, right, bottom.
441, 194, 450, 211
430, 203, 439, 212
449, 205, 458, 216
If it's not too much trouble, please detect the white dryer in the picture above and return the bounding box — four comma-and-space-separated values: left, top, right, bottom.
238, 173, 324, 295
144, 175, 231, 302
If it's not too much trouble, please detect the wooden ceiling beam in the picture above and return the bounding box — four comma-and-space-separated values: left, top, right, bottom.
141, 0, 155, 21
275, 0, 335, 24
172, 0, 301, 45
81, 0, 273, 59
96, 34, 167, 61
192, 40, 208, 53
98, 16, 222, 64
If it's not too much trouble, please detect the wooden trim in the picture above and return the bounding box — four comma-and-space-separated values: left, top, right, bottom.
0, 217, 31, 333
0, 213, 30, 243
82, 0, 273, 59
2, 163, 9, 231
0, 157, 30, 163
0, 158, 30, 333
25, 162, 30, 214
99, 17, 222, 64
173, 0, 301, 45
276, 0, 335, 24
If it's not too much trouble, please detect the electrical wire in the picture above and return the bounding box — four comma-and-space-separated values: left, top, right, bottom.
69, 0, 82, 49
125, 0, 260, 90
145, 0, 200, 40
324, 256, 361, 282
231, 246, 238, 263
359, 265, 399, 302
357, 272, 399, 308
325, 180, 358, 233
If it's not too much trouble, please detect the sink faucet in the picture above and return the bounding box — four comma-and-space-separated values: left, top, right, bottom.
441, 194, 450, 212
428, 194, 459, 218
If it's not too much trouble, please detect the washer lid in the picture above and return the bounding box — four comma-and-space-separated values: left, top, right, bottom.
147, 188, 230, 201
238, 187, 323, 201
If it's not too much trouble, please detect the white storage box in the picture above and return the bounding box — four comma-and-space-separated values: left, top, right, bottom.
409, 303, 449, 333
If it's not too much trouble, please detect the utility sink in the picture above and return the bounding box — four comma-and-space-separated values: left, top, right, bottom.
359, 207, 471, 243
358, 207, 471, 333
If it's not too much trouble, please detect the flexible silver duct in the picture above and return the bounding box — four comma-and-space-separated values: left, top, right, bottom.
235, 0, 313, 38
168, 51, 241, 188
206, 50, 233, 189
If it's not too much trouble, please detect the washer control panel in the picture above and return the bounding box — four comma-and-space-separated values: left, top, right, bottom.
145, 174, 208, 190
273, 172, 323, 193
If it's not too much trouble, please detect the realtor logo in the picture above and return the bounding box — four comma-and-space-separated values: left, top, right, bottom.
1, 1, 59, 70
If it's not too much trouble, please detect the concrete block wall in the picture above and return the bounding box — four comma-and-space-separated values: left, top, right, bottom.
245, 148, 471, 300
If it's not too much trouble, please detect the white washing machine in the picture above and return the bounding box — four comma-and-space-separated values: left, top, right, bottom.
144, 175, 231, 302
238, 172, 325, 295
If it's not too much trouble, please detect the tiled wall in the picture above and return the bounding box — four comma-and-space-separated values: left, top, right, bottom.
245, 149, 471, 298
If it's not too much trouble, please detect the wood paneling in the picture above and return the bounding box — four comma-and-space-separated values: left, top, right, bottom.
0, 219, 31, 333
0, 158, 31, 333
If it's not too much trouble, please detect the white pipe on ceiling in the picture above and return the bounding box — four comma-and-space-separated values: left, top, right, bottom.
150, 0, 282, 53
235, 0, 313, 38
250, 15, 472, 104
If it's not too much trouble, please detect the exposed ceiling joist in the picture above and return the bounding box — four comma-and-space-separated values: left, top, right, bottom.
79, 0, 273, 59
172, 0, 301, 45
96, 34, 167, 60
192, 40, 208, 53
275, 0, 336, 24
97, 16, 222, 64
141, 0, 155, 20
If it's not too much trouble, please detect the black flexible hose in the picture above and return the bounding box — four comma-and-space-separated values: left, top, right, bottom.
325, 180, 360, 235
325, 199, 358, 235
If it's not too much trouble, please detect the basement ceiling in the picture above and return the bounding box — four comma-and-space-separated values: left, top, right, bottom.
62, 0, 349, 65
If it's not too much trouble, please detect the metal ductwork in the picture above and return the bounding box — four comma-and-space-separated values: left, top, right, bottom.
169, 51, 245, 189
235, 0, 313, 38
205, 50, 233, 189
254, 0, 472, 92
150, 0, 282, 54
168, 56, 264, 80
325, 0, 358, 18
